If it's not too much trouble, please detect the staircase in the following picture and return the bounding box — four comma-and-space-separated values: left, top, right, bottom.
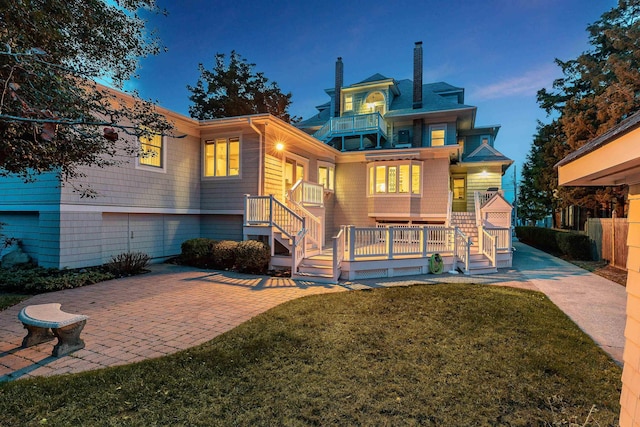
450, 212, 497, 275
295, 250, 336, 283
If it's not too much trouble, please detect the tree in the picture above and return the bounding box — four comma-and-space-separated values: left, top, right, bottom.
187, 51, 299, 123
519, 121, 563, 225
0, 0, 173, 193
523, 0, 639, 218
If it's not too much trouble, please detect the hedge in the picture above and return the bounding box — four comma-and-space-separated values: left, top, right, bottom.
180, 239, 271, 275
515, 226, 592, 261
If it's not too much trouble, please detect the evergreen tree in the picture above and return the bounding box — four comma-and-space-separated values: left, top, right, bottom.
0, 0, 173, 192
187, 51, 299, 123
521, 0, 639, 218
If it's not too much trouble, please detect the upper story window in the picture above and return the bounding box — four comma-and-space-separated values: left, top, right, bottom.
344, 94, 353, 112
430, 124, 446, 147
205, 137, 240, 177
368, 161, 421, 196
318, 162, 335, 191
139, 131, 163, 168
365, 91, 385, 115
481, 136, 490, 145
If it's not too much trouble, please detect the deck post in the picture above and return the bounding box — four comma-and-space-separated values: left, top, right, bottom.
422, 226, 428, 257
268, 194, 274, 225
387, 227, 394, 260
348, 225, 355, 261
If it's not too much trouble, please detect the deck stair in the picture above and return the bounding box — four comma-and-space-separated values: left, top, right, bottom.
295, 251, 335, 283
450, 212, 497, 274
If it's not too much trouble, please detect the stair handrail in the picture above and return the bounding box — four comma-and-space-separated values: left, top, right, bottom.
454, 227, 472, 273
332, 226, 345, 282
474, 191, 483, 227
480, 228, 497, 267
292, 227, 308, 274
286, 186, 322, 250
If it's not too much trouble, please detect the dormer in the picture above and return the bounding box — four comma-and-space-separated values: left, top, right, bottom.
340, 75, 400, 117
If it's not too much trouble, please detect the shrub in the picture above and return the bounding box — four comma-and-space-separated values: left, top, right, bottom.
180, 238, 217, 267
213, 240, 239, 270
0, 265, 115, 293
556, 233, 592, 261
106, 252, 150, 276
235, 240, 271, 274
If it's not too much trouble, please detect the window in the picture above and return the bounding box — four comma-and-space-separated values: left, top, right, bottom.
368, 162, 421, 195
139, 132, 163, 168
205, 137, 240, 177
285, 157, 306, 191
453, 177, 465, 200
430, 124, 446, 147
318, 163, 335, 191
481, 136, 490, 145
344, 94, 353, 112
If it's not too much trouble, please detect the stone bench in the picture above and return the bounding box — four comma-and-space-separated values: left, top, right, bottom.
18, 303, 89, 357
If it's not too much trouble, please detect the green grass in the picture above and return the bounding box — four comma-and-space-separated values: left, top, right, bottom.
0, 284, 621, 426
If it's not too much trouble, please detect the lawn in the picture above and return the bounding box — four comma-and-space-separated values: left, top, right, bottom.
0, 284, 621, 426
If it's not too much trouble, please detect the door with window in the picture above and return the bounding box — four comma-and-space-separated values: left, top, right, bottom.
284, 158, 306, 194
452, 175, 467, 212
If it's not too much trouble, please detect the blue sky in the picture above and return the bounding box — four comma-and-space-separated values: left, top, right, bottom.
131, 0, 618, 199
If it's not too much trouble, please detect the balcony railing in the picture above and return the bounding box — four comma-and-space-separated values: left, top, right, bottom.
313, 112, 388, 144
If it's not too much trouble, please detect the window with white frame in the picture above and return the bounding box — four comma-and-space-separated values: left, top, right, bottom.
344, 94, 353, 112
318, 162, 335, 191
204, 137, 240, 177
139, 131, 163, 168
368, 161, 421, 195
430, 124, 446, 147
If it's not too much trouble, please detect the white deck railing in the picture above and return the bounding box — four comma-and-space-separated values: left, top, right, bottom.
454, 228, 472, 273
314, 112, 388, 142
245, 195, 304, 242
480, 229, 497, 267
290, 179, 324, 207
344, 225, 455, 261
483, 227, 512, 252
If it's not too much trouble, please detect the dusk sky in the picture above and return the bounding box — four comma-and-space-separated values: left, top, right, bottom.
130, 0, 619, 200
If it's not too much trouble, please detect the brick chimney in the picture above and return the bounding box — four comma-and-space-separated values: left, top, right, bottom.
334, 57, 343, 118
413, 41, 423, 109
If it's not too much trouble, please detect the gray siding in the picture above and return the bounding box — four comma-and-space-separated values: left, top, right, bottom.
61, 134, 202, 210
334, 162, 374, 228
0, 212, 40, 264
0, 173, 61, 206
201, 215, 243, 241
200, 130, 259, 212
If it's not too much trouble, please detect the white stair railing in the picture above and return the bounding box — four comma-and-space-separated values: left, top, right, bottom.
332, 227, 345, 282
480, 229, 497, 267
454, 227, 472, 273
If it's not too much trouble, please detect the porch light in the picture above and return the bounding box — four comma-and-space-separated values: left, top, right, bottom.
480, 169, 489, 177
275, 142, 284, 151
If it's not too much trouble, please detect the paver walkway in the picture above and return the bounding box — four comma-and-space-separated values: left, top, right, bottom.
0, 240, 627, 381
0, 266, 343, 381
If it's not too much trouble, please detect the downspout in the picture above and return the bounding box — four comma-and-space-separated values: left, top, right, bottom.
248, 117, 263, 196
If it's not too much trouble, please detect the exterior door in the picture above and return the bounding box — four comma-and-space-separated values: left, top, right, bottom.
452, 175, 467, 212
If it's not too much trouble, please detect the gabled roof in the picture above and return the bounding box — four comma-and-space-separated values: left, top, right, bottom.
463, 142, 512, 164
355, 73, 390, 85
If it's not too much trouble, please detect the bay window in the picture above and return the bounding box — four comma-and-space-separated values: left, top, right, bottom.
368, 161, 422, 195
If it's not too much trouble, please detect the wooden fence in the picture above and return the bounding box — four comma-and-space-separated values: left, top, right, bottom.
585, 216, 629, 270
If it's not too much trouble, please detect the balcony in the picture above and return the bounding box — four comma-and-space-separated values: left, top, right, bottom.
313, 112, 388, 150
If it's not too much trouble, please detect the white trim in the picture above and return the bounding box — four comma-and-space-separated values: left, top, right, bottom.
135, 135, 167, 173
202, 134, 242, 179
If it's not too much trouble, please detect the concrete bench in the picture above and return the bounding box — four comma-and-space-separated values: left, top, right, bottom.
18, 303, 89, 357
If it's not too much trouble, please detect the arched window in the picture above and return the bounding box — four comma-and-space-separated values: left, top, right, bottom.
365, 91, 386, 115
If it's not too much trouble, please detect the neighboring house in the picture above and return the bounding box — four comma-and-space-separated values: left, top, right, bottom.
0, 42, 513, 281
556, 110, 640, 427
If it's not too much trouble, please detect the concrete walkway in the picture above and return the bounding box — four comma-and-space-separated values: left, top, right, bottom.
0, 241, 627, 382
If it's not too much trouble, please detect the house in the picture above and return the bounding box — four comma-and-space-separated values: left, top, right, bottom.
556, 110, 640, 426
0, 42, 513, 281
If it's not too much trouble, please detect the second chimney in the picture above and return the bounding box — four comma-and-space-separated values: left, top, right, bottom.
334, 57, 343, 118
413, 41, 423, 109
